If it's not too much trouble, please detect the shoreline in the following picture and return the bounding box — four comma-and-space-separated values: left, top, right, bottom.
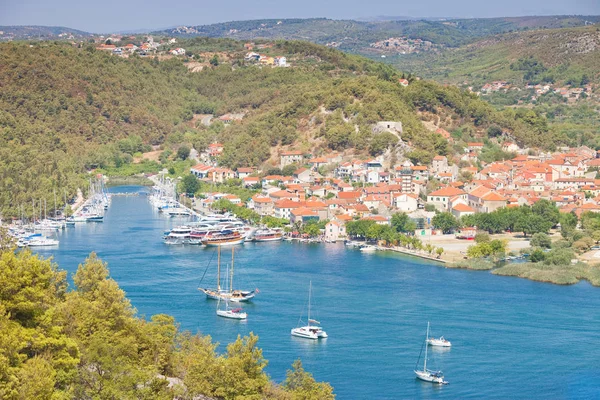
377, 246, 447, 264
106, 175, 154, 187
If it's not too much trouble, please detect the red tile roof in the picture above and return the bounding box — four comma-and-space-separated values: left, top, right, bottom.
429, 187, 466, 197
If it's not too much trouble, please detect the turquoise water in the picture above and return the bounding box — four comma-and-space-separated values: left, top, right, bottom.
33, 186, 600, 399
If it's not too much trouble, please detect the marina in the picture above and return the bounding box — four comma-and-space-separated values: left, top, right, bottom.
24, 186, 600, 399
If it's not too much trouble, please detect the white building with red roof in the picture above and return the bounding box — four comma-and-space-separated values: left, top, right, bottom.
427, 187, 467, 211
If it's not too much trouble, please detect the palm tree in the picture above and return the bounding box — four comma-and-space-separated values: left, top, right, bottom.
425, 243, 434, 255
435, 247, 444, 259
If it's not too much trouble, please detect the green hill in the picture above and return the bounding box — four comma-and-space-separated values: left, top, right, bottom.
0, 39, 559, 217
155, 16, 600, 51
0, 25, 92, 41
387, 24, 600, 86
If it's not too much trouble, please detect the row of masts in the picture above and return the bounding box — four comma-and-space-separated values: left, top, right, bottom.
216, 245, 236, 293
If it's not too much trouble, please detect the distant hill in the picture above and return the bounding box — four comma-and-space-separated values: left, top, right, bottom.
153, 16, 600, 51
387, 24, 600, 86
0, 25, 92, 41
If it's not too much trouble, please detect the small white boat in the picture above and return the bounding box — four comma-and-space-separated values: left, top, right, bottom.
27, 237, 60, 247
216, 298, 247, 320
427, 336, 452, 348
168, 208, 191, 217
360, 245, 377, 252
291, 281, 327, 340
415, 322, 448, 385
164, 226, 191, 244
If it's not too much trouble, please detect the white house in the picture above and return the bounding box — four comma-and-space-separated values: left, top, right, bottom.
325, 220, 346, 242
394, 193, 419, 213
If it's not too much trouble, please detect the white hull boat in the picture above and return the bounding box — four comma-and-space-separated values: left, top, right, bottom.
414, 369, 447, 384
415, 322, 448, 385
291, 326, 328, 339
217, 297, 247, 319
27, 238, 60, 247
217, 308, 247, 319
200, 288, 256, 302
199, 246, 257, 302
291, 281, 327, 340
427, 337, 452, 347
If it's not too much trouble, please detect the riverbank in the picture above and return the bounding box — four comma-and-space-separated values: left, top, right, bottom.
379, 245, 447, 264
492, 261, 600, 286
106, 175, 153, 187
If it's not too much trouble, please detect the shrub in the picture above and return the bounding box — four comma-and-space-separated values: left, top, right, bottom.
530, 232, 552, 249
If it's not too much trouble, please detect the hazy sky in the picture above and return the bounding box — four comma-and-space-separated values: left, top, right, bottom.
2, 0, 599, 33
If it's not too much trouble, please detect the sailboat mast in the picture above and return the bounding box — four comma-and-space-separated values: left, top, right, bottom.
217, 245, 221, 291
424, 322, 429, 372
308, 281, 312, 327
230, 247, 234, 293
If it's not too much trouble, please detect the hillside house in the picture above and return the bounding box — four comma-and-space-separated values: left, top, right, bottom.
280, 151, 304, 168
236, 167, 255, 179
394, 193, 419, 212
249, 195, 274, 216
427, 187, 468, 212
451, 203, 475, 219
468, 186, 507, 213
170, 48, 186, 56
209, 167, 235, 183
207, 143, 224, 157
190, 164, 213, 179
467, 142, 484, 153
431, 156, 448, 174
290, 207, 319, 224
242, 176, 260, 187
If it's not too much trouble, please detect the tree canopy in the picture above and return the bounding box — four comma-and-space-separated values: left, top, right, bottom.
0, 248, 334, 399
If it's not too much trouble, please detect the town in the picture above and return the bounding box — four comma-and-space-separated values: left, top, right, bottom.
182, 130, 600, 261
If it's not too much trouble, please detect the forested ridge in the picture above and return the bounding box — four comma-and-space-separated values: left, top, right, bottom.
0, 40, 556, 217
0, 247, 335, 399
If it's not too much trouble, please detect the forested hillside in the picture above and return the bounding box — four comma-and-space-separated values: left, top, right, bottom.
387, 24, 600, 86
156, 16, 600, 51
0, 40, 557, 217
0, 248, 334, 399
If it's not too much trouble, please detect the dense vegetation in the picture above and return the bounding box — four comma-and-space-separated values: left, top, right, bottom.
387, 25, 600, 86
155, 16, 600, 51
0, 246, 334, 399
451, 201, 600, 286
0, 39, 549, 218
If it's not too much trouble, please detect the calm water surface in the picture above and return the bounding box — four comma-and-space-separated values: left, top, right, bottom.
34, 186, 600, 399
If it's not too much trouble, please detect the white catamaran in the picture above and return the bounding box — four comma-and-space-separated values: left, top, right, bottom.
291, 281, 327, 340
414, 322, 448, 385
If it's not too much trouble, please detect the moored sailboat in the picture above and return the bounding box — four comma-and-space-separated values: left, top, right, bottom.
414, 322, 448, 384
198, 246, 256, 302
291, 281, 327, 340
216, 263, 247, 319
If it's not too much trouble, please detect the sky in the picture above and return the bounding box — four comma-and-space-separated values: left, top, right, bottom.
1, 0, 599, 33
